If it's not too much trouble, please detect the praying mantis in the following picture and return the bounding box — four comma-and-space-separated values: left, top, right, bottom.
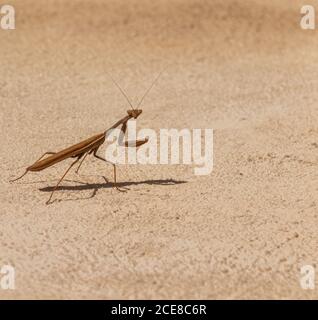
10, 71, 164, 204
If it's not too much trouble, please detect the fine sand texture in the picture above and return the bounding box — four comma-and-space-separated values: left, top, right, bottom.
0, 0, 318, 299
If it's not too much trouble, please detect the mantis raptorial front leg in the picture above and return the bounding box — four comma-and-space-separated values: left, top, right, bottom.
118, 121, 149, 148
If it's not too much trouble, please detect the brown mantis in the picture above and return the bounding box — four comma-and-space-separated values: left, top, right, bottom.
10, 71, 164, 204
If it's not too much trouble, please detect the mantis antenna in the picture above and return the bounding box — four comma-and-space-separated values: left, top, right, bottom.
137, 69, 166, 108
107, 72, 135, 110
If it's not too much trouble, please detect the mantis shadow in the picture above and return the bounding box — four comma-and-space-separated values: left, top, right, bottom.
40, 178, 186, 192
39, 178, 187, 203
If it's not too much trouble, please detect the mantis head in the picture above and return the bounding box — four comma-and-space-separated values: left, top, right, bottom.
127, 109, 142, 119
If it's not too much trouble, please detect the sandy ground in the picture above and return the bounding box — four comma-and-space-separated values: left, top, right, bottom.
0, 0, 318, 299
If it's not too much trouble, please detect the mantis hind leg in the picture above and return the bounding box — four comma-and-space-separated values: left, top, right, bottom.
46, 156, 82, 205
75, 152, 89, 174
35, 151, 56, 162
